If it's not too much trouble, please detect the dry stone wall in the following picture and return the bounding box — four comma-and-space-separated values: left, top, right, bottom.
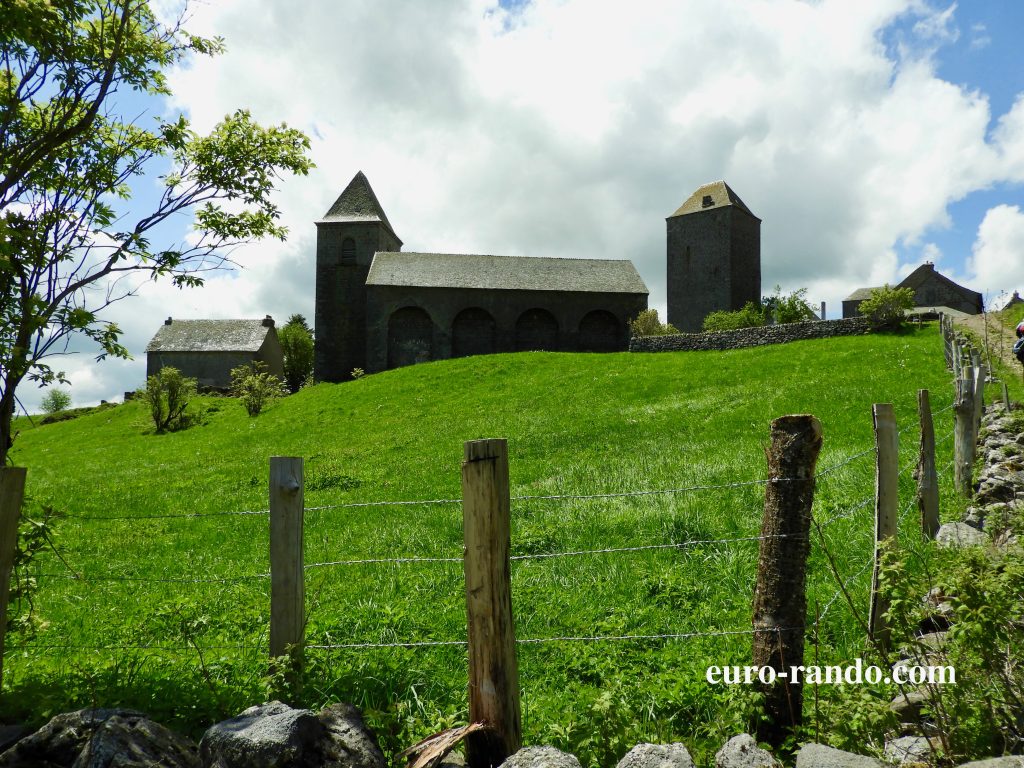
630, 317, 871, 353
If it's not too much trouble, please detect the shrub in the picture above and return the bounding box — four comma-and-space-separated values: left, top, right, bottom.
143, 367, 197, 432
39, 388, 71, 415
763, 286, 818, 324
858, 285, 915, 330
702, 302, 765, 331
279, 315, 314, 393
231, 361, 286, 416
629, 309, 679, 337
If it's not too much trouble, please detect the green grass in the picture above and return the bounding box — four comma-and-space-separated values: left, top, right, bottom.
4, 325, 967, 764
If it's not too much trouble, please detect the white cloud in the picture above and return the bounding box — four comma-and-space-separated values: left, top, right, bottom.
967, 204, 1024, 298
18, 0, 1024, 410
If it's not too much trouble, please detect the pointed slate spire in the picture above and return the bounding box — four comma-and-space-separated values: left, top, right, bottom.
319, 171, 400, 240
668, 180, 759, 219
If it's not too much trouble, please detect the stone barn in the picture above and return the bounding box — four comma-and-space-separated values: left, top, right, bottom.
666, 181, 761, 333
314, 172, 649, 380
145, 316, 285, 390
842, 263, 983, 318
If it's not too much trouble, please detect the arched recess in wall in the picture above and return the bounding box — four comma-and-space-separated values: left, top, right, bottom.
578, 310, 622, 352
387, 307, 434, 368
341, 237, 356, 265
452, 307, 496, 358
515, 308, 558, 351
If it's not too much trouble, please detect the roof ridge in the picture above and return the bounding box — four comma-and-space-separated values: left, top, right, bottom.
321, 171, 399, 238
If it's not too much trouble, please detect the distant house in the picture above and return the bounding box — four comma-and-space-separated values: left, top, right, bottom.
145, 316, 285, 390
842, 263, 983, 319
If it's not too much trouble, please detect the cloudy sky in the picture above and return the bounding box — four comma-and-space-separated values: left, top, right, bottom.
21, 0, 1024, 412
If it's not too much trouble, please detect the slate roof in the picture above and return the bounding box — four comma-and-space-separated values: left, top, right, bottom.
843, 286, 882, 302
844, 264, 982, 306
318, 171, 401, 242
669, 180, 759, 219
146, 319, 274, 353
366, 252, 649, 295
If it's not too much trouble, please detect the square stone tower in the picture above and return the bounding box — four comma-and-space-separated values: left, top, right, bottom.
666, 181, 761, 332
314, 171, 402, 382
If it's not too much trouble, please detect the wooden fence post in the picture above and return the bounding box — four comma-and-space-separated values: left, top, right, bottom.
869, 404, 898, 652
462, 439, 521, 768
753, 415, 822, 750
0, 467, 26, 695
941, 315, 953, 370
973, 364, 986, 430
270, 456, 305, 684
953, 377, 976, 497
916, 390, 939, 539
1004, 381, 1012, 412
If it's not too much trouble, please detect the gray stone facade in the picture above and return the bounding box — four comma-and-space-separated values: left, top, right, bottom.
666, 181, 761, 333
314, 173, 648, 380
145, 317, 284, 390
842, 263, 983, 318
630, 316, 870, 353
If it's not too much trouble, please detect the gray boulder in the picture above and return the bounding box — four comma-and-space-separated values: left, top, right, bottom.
956, 759, 1024, 768
889, 690, 931, 722
499, 746, 583, 768
882, 736, 935, 765
715, 735, 775, 768
200, 701, 385, 768
936, 523, 987, 548
0, 708, 198, 768
617, 743, 694, 768
794, 744, 884, 768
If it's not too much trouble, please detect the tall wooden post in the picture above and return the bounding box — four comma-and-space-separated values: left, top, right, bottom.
0, 468, 26, 695
270, 457, 305, 684
1004, 381, 1012, 412
753, 415, 822, 749
462, 439, 521, 768
954, 377, 976, 497
869, 404, 898, 652
973, 364, 986, 430
916, 390, 939, 539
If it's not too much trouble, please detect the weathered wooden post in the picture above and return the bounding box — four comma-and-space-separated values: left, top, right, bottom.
1004, 381, 1012, 412
916, 390, 939, 539
953, 377, 976, 497
941, 316, 953, 370
0, 467, 26, 695
973, 364, 986, 431
869, 404, 898, 652
462, 439, 521, 768
753, 415, 822, 749
269, 456, 305, 687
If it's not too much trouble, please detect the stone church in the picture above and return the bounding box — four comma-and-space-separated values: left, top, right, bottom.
314, 172, 760, 380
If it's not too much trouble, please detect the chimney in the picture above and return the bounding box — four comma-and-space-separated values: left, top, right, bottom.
262, 315, 275, 328
164, 317, 172, 325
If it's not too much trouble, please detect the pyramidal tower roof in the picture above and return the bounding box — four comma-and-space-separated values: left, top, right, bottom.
319, 171, 400, 240
668, 180, 759, 219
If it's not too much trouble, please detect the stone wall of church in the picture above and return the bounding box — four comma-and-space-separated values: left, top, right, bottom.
364, 286, 648, 372
630, 316, 871, 353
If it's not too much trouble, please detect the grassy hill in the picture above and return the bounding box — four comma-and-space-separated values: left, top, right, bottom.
4, 326, 969, 764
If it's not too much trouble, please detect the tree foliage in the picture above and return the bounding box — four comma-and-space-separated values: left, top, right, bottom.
857, 285, 915, 330
702, 287, 818, 332
39, 388, 71, 415
0, 0, 312, 464
279, 314, 314, 392
142, 366, 195, 432
230, 360, 285, 416
628, 309, 679, 338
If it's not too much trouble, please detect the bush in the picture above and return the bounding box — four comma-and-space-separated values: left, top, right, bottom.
279, 315, 314, 393
39, 388, 71, 415
231, 361, 286, 416
858, 285, 915, 330
702, 302, 765, 331
629, 309, 679, 337
143, 367, 197, 432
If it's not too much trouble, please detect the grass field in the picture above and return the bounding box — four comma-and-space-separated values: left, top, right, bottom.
4, 325, 969, 764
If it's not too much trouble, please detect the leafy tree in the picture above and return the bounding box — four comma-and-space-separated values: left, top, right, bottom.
143, 366, 195, 432
0, 1, 312, 465
762, 285, 818, 324
858, 285, 916, 330
230, 361, 286, 416
702, 302, 766, 331
279, 315, 314, 392
628, 309, 679, 337
39, 389, 71, 415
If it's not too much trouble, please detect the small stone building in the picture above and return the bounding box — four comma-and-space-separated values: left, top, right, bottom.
314, 172, 649, 380
666, 181, 761, 333
842, 263, 983, 318
145, 316, 285, 390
